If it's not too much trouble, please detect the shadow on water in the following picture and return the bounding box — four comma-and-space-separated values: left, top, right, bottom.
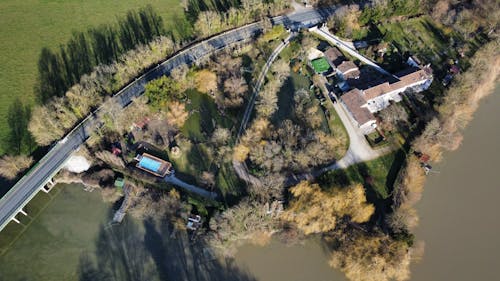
35, 5, 165, 103
78, 217, 256, 281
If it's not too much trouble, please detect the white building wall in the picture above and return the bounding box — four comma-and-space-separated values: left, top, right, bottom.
360, 120, 377, 134
365, 78, 431, 113
340, 100, 377, 134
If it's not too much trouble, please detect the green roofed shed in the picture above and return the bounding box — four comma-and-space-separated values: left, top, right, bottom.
311, 57, 331, 73
114, 177, 125, 189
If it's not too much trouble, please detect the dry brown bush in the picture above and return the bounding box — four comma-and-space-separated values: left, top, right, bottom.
129, 189, 190, 226
282, 181, 374, 235
329, 232, 412, 281
166, 101, 189, 128
387, 206, 419, 233
95, 151, 125, 168
195, 69, 218, 94
0, 155, 34, 180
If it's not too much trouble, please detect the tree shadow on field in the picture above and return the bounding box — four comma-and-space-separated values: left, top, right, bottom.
35, 5, 165, 103
78, 217, 256, 281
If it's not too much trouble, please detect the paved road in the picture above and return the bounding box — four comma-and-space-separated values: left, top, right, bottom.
0, 7, 338, 231
310, 26, 395, 78
285, 83, 393, 187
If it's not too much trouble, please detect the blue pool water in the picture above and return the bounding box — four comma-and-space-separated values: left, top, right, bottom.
139, 157, 161, 172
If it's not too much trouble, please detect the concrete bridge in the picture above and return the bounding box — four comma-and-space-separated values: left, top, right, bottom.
0, 7, 338, 232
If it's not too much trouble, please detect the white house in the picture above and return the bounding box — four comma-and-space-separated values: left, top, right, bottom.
340, 66, 433, 134
363, 67, 433, 112
340, 89, 378, 134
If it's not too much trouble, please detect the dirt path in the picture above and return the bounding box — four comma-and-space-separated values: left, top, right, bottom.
164, 175, 217, 200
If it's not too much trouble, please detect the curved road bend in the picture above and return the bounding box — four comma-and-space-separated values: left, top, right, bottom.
285, 87, 393, 187
0, 7, 338, 231
233, 33, 296, 187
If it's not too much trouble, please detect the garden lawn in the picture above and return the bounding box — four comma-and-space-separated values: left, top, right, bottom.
169, 90, 243, 196
378, 16, 460, 72
0, 0, 186, 155
318, 152, 400, 201
273, 71, 310, 125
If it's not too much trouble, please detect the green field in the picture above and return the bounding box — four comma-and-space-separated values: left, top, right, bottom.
0, 0, 185, 155
378, 16, 460, 72
167, 90, 244, 197
318, 151, 404, 201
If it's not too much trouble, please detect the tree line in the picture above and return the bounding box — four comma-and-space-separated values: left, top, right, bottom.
36, 5, 165, 103
0, 1, 290, 182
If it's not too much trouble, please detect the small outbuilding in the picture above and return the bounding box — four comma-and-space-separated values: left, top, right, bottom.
135, 153, 172, 177
310, 57, 331, 74
114, 177, 125, 189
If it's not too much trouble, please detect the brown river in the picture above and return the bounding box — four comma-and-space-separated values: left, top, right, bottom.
0, 87, 498, 280
234, 86, 500, 280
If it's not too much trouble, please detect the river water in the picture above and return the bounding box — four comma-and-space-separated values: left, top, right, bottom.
0, 88, 498, 280
411, 87, 500, 280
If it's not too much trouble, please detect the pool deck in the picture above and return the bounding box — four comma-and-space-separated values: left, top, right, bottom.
135, 153, 172, 177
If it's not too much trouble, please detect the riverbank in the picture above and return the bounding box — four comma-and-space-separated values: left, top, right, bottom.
411, 85, 500, 280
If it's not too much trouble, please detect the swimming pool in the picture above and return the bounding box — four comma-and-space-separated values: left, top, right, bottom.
138, 156, 161, 173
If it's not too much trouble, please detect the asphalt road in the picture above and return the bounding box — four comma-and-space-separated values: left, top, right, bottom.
0, 7, 337, 231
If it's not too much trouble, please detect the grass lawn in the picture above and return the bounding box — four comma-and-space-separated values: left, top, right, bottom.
169, 90, 244, 197
181, 90, 234, 142
273, 71, 311, 125
318, 151, 404, 201
318, 90, 349, 155
377, 16, 460, 73
0, 0, 186, 155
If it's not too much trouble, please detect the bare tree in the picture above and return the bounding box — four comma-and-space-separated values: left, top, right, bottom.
211, 127, 231, 145
195, 69, 218, 94
271, 59, 290, 82
0, 155, 33, 180
379, 103, 409, 131
95, 151, 125, 168
166, 101, 189, 128
222, 76, 248, 108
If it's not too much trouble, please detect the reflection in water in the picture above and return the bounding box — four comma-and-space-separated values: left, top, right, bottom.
1, 88, 497, 281
0, 185, 256, 281
79, 218, 256, 281
234, 238, 346, 281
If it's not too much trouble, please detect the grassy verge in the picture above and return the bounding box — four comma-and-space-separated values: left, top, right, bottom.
0, 0, 186, 155
168, 90, 244, 197
318, 151, 404, 201
377, 16, 460, 73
